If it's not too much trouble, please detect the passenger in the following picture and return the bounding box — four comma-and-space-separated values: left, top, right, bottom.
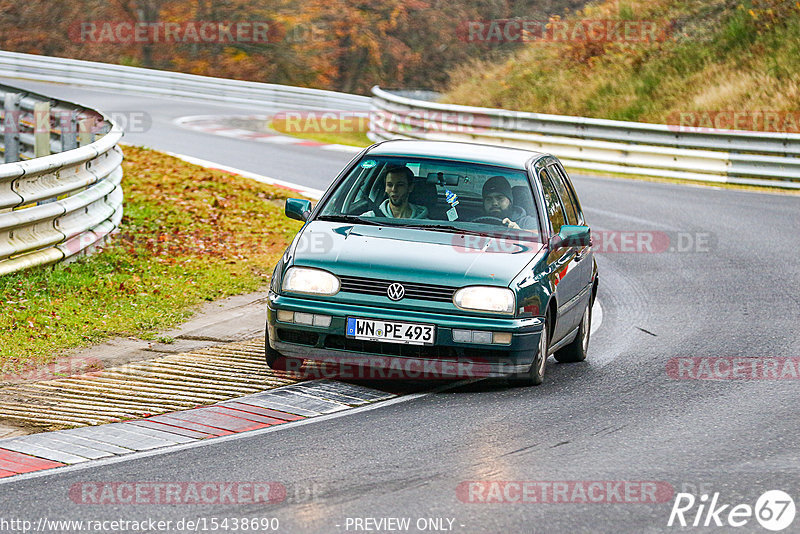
478, 175, 537, 230
362, 165, 428, 219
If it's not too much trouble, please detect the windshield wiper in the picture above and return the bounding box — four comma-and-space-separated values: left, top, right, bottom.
316, 214, 381, 225
389, 222, 496, 236
392, 222, 540, 241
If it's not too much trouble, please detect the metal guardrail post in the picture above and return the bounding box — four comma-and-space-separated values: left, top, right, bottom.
78, 118, 94, 146
60, 110, 78, 152
33, 101, 51, 158
3, 93, 21, 163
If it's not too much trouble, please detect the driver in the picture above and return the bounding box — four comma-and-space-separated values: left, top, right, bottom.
479, 175, 537, 230
362, 165, 428, 219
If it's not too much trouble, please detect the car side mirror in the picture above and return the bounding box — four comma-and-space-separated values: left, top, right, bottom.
285, 198, 312, 222
549, 225, 591, 249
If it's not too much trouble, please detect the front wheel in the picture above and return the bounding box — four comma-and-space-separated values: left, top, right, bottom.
265, 328, 304, 371
554, 302, 591, 363
509, 321, 548, 386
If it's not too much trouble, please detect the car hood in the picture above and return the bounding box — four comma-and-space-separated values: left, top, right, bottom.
290, 221, 543, 287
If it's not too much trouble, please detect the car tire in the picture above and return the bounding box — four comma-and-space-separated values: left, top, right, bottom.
554, 302, 591, 363
509, 319, 548, 386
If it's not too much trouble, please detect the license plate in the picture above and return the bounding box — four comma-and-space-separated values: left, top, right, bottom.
346, 317, 435, 345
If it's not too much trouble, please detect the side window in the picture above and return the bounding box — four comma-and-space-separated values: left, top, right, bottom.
547, 165, 579, 225
552, 164, 583, 225
539, 169, 566, 234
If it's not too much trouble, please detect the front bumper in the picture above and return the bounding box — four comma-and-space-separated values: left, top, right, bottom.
267, 292, 544, 378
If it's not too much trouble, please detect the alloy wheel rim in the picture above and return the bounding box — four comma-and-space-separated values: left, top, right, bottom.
537, 325, 548, 377
582, 306, 591, 352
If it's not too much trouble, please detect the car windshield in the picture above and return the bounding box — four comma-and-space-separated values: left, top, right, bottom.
317, 156, 541, 240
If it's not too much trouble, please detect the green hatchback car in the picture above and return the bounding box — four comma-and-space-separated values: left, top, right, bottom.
266, 140, 597, 385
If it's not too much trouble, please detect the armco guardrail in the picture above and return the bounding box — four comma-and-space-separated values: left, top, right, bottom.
0, 50, 370, 112
370, 87, 800, 189
0, 82, 123, 275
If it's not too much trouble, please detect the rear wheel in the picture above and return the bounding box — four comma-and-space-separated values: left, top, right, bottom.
509, 320, 548, 386
554, 302, 591, 363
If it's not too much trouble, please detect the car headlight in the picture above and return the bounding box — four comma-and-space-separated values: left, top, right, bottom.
453, 286, 515, 314
282, 267, 340, 296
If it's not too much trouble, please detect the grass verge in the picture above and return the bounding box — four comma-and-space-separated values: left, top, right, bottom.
0, 146, 303, 375
444, 0, 800, 125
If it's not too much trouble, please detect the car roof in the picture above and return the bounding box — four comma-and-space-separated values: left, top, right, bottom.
365, 140, 547, 170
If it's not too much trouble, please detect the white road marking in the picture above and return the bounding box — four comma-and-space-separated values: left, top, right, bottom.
320, 144, 363, 153
591, 299, 603, 336
255, 136, 298, 144
173, 114, 366, 153
165, 152, 324, 199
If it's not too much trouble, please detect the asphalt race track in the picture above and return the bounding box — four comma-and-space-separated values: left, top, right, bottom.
2, 78, 799, 533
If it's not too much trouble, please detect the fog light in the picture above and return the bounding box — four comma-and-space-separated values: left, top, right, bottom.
277, 310, 294, 323
453, 329, 472, 343
314, 314, 332, 327
472, 331, 493, 344
493, 332, 513, 344
294, 312, 314, 325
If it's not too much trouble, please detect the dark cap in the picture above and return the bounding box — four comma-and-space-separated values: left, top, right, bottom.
482, 175, 512, 202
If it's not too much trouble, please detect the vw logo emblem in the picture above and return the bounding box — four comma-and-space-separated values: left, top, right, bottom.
387, 283, 406, 301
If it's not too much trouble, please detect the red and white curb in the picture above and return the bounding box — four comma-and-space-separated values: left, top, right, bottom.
174, 114, 364, 154
0, 301, 603, 481
0, 380, 393, 479
166, 151, 324, 200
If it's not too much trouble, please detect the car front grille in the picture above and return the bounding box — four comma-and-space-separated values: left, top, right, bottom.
338, 275, 456, 303
277, 329, 318, 346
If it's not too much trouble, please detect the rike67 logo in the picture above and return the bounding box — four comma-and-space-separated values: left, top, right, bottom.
668, 490, 796, 531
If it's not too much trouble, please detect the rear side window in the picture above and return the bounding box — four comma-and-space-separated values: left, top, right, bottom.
547, 165, 579, 225
539, 169, 566, 234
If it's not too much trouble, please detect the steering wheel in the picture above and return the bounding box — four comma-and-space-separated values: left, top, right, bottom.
472, 216, 507, 226
368, 198, 382, 215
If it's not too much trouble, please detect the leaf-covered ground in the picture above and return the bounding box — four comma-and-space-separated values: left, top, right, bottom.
0, 146, 303, 375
